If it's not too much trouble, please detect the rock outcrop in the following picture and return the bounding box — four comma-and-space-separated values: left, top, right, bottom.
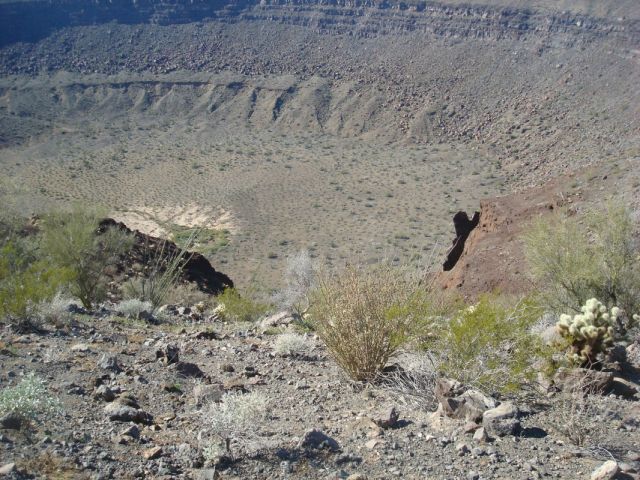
99, 218, 233, 295
436, 175, 577, 298
1, 0, 638, 47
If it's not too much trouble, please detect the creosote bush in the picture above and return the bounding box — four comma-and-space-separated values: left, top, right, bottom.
424, 295, 550, 395
0, 373, 61, 423
310, 264, 429, 382
42, 208, 132, 310
525, 203, 640, 330
0, 224, 72, 323
215, 288, 269, 323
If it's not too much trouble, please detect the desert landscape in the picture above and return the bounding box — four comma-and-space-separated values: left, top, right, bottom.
0, 0, 639, 478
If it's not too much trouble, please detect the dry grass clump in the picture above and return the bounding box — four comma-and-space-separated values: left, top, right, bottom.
310, 264, 429, 382
273, 332, 313, 357
201, 391, 269, 462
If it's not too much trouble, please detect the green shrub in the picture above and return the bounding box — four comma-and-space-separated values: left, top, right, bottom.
310, 264, 429, 382
0, 373, 61, 423
0, 239, 71, 322
215, 288, 269, 323
42, 208, 132, 309
424, 295, 549, 394
525, 203, 640, 330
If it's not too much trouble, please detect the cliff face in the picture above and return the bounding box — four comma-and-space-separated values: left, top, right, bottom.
1, 0, 638, 47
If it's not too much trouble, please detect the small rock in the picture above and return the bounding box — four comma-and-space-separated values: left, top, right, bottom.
346, 474, 368, 480
175, 361, 205, 378
193, 384, 223, 406
121, 425, 140, 439
104, 403, 153, 424
220, 363, 235, 373
298, 429, 340, 452
611, 377, 638, 398
456, 442, 470, 456
71, 343, 90, 352
0, 413, 22, 430
482, 402, 520, 437
98, 355, 121, 372
155, 342, 179, 365
554, 368, 613, 393
365, 439, 380, 450
259, 311, 296, 332
0, 463, 16, 475
473, 426, 489, 443
467, 471, 480, 480
374, 406, 399, 429
94, 385, 116, 402
590, 460, 619, 480
143, 446, 163, 460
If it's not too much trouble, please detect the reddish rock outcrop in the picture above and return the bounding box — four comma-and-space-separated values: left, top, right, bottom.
436, 179, 575, 299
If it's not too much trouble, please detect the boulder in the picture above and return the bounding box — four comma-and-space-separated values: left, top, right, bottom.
554, 368, 614, 393
373, 406, 399, 429
435, 378, 496, 422
297, 429, 340, 452
259, 311, 296, 332
155, 342, 179, 365
590, 460, 619, 480
482, 402, 520, 437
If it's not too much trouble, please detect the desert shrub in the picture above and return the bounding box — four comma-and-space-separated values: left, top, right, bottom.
273, 332, 313, 357
272, 250, 316, 316
215, 288, 269, 323
0, 239, 71, 323
115, 298, 152, 318
424, 295, 549, 394
525, 203, 640, 329
0, 372, 61, 423
547, 370, 611, 447
42, 208, 132, 309
310, 264, 429, 382
201, 391, 269, 461
35, 292, 75, 326
163, 282, 213, 309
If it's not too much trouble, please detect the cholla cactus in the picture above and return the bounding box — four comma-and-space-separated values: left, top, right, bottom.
212, 303, 226, 320
556, 298, 618, 366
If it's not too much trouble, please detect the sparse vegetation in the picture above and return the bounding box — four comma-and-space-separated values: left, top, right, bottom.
115, 298, 152, 318
272, 250, 315, 316
201, 391, 269, 461
125, 237, 191, 312
0, 373, 61, 424
0, 221, 72, 323
525, 203, 640, 328
35, 292, 75, 327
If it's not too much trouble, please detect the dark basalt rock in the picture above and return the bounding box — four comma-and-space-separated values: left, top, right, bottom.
99, 218, 233, 295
